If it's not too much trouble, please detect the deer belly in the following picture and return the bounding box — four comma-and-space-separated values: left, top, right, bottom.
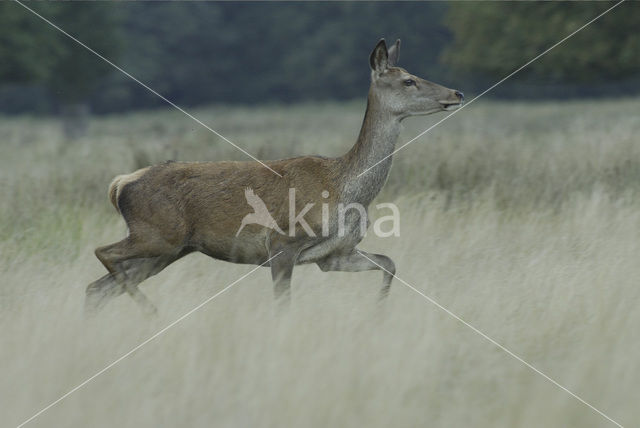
197, 232, 270, 265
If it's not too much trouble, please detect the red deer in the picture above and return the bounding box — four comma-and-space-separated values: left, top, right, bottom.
86, 39, 464, 314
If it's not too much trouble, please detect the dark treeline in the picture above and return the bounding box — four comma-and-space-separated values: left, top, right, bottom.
1, 2, 639, 115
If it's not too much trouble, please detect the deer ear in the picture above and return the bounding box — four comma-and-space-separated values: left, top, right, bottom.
387, 39, 400, 67
369, 39, 389, 73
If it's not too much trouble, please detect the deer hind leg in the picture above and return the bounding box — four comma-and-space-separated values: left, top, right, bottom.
317, 249, 396, 299
87, 236, 181, 315
269, 245, 302, 307
119, 256, 174, 316
85, 272, 123, 314
85, 255, 176, 316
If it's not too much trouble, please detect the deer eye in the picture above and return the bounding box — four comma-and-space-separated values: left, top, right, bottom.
404, 79, 416, 87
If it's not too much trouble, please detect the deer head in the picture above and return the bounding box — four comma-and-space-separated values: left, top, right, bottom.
369, 39, 464, 119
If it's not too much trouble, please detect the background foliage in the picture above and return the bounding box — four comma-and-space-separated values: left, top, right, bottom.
444, 2, 640, 83
0, 2, 638, 115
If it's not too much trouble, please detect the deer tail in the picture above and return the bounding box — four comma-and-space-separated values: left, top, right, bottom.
108, 175, 125, 214
107, 167, 151, 215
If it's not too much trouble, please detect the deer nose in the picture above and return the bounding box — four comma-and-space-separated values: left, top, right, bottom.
455, 91, 464, 103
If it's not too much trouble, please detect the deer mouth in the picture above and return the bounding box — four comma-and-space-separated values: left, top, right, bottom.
440, 101, 463, 111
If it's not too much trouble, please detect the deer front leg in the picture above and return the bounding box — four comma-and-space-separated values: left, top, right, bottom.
317, 249, 396, 299
269, 245, 301, 306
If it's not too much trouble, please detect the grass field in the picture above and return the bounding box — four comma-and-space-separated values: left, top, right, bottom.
1, 98, 639, 427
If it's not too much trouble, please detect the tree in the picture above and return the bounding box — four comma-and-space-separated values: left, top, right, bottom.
2, 3, 452, 113
0, 3, 64, 84
0, 3, 123, 134
45, 4, 123, 137
443, 2, 640, 83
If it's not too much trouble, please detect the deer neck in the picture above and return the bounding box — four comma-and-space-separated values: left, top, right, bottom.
341, 92, 402, 206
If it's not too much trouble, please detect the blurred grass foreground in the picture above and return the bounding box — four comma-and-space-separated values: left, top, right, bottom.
1, 98, 639, 427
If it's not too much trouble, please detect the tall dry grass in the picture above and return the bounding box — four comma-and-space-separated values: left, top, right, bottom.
1, 98, 639, 427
